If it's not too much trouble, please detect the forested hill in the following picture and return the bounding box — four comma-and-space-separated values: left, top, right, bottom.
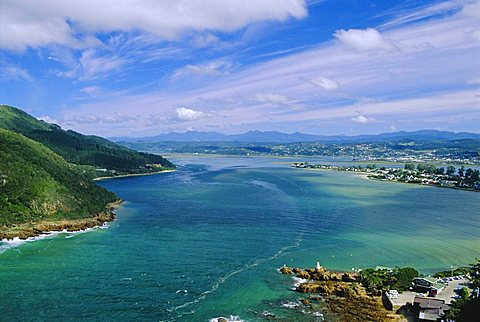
0, 128, 117, 228
0, 105, 174, 171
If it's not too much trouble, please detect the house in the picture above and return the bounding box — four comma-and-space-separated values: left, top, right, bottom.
291, 162, 310, 168
411, 296, 450, 321
439, 180, 457, 187
412, 277, 444, 292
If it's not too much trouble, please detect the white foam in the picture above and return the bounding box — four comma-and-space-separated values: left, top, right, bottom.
209, 316, 244, 322
292, 277, 308, 287
282, 301, 301, 309
169, 232, 306, 317
0, 223, 110, 253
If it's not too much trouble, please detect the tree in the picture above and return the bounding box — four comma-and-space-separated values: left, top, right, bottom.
465, 168, 480, 182
392, 267, 419, 292
425, 164, 436, 174
446, 166, 456, 176
458, 166, 465, 177
469, 258, 480, 295
446, 259, 480, 320
405, 163, 415, 171
416, 164, 426, 172
435, 167, 445, 175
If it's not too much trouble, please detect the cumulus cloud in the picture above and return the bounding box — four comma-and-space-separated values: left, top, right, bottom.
176, 107, 206, 121
308, 77, 340, 90
351, 113, 376, 124
0, 0, 307, 51
334, 28, 395, 52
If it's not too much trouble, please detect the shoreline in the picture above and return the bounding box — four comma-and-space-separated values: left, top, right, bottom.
93, 169, 175, 181
0, 200, 123, 241
302, 167, 479, 193
161, 153, 480, 167
0, 168, 175, 242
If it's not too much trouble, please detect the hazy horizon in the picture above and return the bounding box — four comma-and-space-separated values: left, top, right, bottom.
108, 128, 480, 139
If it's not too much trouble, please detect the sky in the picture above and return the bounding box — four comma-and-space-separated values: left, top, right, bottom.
0, 0, 479, 137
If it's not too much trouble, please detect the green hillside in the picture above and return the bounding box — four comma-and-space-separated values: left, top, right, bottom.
0, 105, 174, 172
0, 128, 118, 228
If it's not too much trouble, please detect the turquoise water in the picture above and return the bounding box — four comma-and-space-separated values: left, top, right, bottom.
1, 156, 479, 321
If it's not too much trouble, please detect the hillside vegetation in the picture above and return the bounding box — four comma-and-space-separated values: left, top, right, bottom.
0, 128, 117, 228
0, 105, 174, 172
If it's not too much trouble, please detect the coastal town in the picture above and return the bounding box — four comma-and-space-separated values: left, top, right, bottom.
291, 162, 480, 191
279, 259, 480, 321
126, 140, 480, 167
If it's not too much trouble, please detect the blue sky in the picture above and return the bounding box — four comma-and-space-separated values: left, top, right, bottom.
0, 0, 479, 137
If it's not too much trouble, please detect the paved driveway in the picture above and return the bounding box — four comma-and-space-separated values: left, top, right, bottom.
437, 278, 469, 304
389, 277, 470, 307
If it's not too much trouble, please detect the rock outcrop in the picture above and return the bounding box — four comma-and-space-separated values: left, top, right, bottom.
279, 264, 400, 321
0, 201, 121, 240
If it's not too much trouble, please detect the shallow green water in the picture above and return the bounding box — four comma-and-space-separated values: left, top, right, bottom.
1, 156, 479, 321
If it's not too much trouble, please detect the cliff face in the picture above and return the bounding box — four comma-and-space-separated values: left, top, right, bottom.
0, 128, 118, 230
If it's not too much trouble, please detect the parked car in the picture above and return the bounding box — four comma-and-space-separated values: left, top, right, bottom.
388, 290, 399, 299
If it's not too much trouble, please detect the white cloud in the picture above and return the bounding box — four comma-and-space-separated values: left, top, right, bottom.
176, 107, 206, 121
351, 113, 375, 124
63, 113, 137, 125
38, 116, 59, 124
79, 50, 125, 79
308, 77, 340, 90
0, 66, 33, 81
379, 0, 467, 29
334, 28, 395, 52
80, 86, 101, 94
173, 61, 232, 79
462, 0, 480, 18
254, 93, 290, 104
0, 0, 307, 51
192, 33, 220, 48
57, 49, 125, 80
467, 77, 480, 85
57, 1, 480, 136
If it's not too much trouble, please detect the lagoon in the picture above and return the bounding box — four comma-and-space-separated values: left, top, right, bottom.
0, 156, 479, 321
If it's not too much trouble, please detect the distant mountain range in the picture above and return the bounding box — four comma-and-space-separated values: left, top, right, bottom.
111, 130, 480, 144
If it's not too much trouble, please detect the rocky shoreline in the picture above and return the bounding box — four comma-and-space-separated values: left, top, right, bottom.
280, 264, 404, 321
0, 200, 122, 240
93, 169, 175, 181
